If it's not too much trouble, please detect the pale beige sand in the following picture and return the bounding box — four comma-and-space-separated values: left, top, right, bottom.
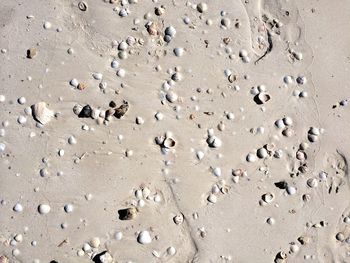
0, 0, 350, 262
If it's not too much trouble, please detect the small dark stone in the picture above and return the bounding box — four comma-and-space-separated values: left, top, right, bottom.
114, 101, 129, 119
78, 105, 92, 118
274, 180, 288, 189
109, 101, 117, 108
50, 261, 59, 263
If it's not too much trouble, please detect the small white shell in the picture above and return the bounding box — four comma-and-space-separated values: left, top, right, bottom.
307, 178, 318, 188
207, 194, 217, 203
70, 78, 79, 87
111, 60, 119, 68
283, 116, 293, 126
163, 137, 176, 148
207, 136, 222, 148
165, 26, 176, 37
92, 72, 103, 80
213, 167, 221, 177
275, 119, 285, 129
115, 231, 123, 241
64, 203, 74, 213
38, 204, 51, 214
196, 150, 204, 160
173, 214, 184, 225
173, 47, 184, 57
90, 237, 100, 248
262, 192, 275, 203
13, 203, 23, 212
167, 246, 176, 256
68, 136, 77, 145
166, 91, 178, 103
246, 153, 257, 162
257, 148, 268, 159
309, 127, 320, 135
137, 231, 152, 244
31, 102, 54, 125
286, 186, 297, 195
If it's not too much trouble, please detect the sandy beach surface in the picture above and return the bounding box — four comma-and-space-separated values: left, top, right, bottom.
1, 0, 350, 262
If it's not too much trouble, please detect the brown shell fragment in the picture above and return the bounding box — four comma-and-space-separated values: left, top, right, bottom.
118, 207, 137, 220
77, 83, 86, 90
114, 101, 129, 119
146, 22, 158, 36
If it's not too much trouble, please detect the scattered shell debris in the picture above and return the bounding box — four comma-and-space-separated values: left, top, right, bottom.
0, 0, 348, 262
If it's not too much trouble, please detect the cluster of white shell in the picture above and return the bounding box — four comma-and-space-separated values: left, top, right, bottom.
307, 126, 323, 143
246, 143, 283, 163
275, 116, 294, 137
155, 131, 176, 154
207, 179, 230, 204
250, 85, 270, 105
131, 186, 162, 208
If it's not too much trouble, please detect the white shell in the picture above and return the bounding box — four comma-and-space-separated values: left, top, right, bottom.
70, 78, 79, 87
111, 60, 119, 68
207, 136, 222, 148
166, 91, 178, 103
307, 178, 318, 188
32, 102, 54, 125
165, 26, 176, 37
286, 186, 297, 195
115, 231, 123, 241
207, 194, 217, 203
92, 72, 103, 80
196, 150, 204, 160
167, 246, 176, 256
68, 136, 77, 145
173, 214, 184, 225
213, 167, 221, 177
275, 119, 285, 129
246, 153, 257, 162
38, 204, 51, 214
283, 116, 293, 126
173, 47, 184, 57
137, 231, 152, 244
13, 203, 23, 212
309, 127, 320, 135
262, 192, 275, 203
90, 237, 100, 248
64, 203, 74, 213
257, 148, 268, 159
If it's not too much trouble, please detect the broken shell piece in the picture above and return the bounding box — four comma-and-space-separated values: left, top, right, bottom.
31, 102, 54, 125
166, 91, 178, 103
207, 194, 217, 203
78, 1, 87, 11
254, 92, 270, 105
262, 192, 275, 203
92, 251, 113, 263
207, 136, 222, 148
173, 214, 184, 225
137, 231, 152, 244
146, 22, 158, 36
27, 48, 37, 59
0, 255, 8, 263
118, 207, 137, 220
114, 101, 129, 119
162, 137, 176, 149
77, 83, 86, 90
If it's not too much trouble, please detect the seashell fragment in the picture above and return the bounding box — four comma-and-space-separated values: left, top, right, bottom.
78, 1, 87, 11
262, 192, 275, 203
254, 92, 270, 105
162, 137, 176, 148
90, 237, 100, 248
114, 101, 129, 119
137, 231, 152, 244
166, 91, 178, 103
207, 135, 222, 148
92, 251, 113, 263
38, 204, 51, 214
27, 48, 37, 59
173, 214, 184, 225
31, 102, 54, 125
118, 207, 137, 220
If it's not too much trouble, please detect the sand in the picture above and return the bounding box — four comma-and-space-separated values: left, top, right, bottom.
0, 0, 350, 262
